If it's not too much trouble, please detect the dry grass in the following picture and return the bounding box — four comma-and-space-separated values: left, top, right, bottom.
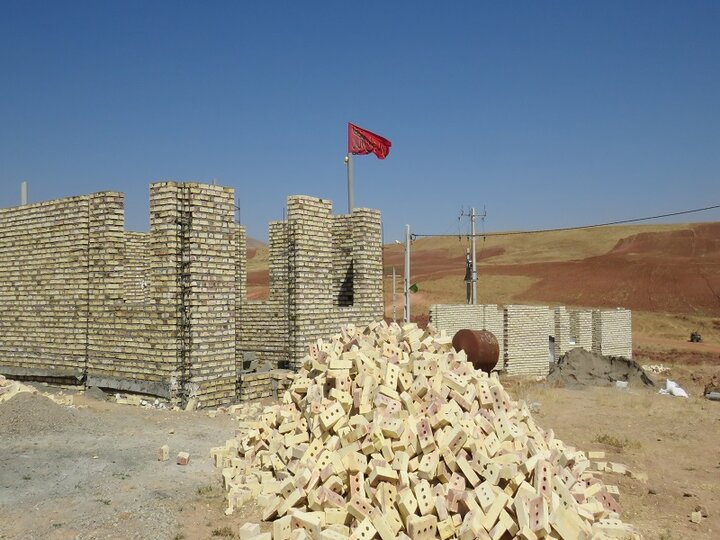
210, 526, 235, 538
633, 311, 720, 343
592, 433, 642, 452
246, 245, 269, 272
197, 485, 215, 496
384, 274, 540, 318
249, 221, 719, 344
401, 222, 690, 265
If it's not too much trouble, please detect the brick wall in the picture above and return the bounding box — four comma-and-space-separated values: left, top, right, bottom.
84, 190, 173, 397
178, 183, 237, 406
0, 182, 239, 406
0, 195, 92, 379
504, 305, 551, 377
123, 232, 150, 303
569, 309, 593, 351
552, 306, 571, 359
431, 303, 631, 375
81, 183, 238, 406
286, 197, 384, 369
238, 369, 292, 402
0, 183, 386, 404
592, 309, 632, 358
236, 197, 383, 371
428, 304, 504, 370
237, 221, 291, 369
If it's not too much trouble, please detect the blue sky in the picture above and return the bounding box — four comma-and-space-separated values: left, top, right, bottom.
1, 1, 719, 241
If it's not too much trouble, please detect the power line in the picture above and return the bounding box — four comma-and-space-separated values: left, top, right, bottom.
411, 203, 720, 240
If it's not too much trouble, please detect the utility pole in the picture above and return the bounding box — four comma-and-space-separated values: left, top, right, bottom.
385, 266, 400, 323
404, 224, 411, 323
20, 181, 28, 205
460, 206, 486, 305
470, 207, 477, 305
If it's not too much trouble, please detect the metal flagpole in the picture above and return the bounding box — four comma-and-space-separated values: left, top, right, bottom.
345, 153, 354, 213
391, 266, 396, 322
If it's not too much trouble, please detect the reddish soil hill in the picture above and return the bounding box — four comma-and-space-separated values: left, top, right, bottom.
246, 237, 270, 299
244, 223, 720, 328
487, 223, 720, 314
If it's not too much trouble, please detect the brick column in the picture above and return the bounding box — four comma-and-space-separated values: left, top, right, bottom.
183, 183, 238, 407
351, 208, 383, 318
287, 196, 333, 368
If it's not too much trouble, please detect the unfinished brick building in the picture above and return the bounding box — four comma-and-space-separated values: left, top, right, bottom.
0, 182, 383, 407
429, 304, 632, 377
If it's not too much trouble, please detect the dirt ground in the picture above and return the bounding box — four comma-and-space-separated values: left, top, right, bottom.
507, 356, 720, 540
0, 387, 249, 540
1, 353, 719, 540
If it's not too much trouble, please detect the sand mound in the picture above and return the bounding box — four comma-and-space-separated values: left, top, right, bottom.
214, 322, 639, 539
548, 348, 654, 388
0, 392, 81, 437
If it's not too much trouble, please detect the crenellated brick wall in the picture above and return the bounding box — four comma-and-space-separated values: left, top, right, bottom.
237, 196, 384, 373
0, 183, 384, 406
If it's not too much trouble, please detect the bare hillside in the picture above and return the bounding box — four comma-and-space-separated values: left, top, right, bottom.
244, 221, 720, 343
383, 222, 720, 314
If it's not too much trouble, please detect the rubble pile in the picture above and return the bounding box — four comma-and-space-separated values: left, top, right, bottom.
213, 321, 640, 539
0, 374, 74, 406
641, 364, 670, 375
548, 349, 654, 388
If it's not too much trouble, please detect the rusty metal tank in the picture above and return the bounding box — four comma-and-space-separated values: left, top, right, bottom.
452, 329, 499, 372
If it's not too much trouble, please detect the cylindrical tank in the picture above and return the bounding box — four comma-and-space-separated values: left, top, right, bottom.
452, 329, 499, 373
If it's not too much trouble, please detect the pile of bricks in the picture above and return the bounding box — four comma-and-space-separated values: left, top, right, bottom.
212, 320, 639, 539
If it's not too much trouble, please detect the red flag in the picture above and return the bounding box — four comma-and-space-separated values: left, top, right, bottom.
348, 122, 392, 159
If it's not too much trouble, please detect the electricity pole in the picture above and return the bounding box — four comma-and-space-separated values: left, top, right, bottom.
460, 206, 486, 305
404, 224, 411, 323
470, 207, 477, 304
385, 266, 399, 322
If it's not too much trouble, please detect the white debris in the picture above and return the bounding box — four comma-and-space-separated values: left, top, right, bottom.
658, 379, 688, 398
642, 364, 670, 374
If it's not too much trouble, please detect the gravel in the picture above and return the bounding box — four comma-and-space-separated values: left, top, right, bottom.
0, 390, 237, 540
